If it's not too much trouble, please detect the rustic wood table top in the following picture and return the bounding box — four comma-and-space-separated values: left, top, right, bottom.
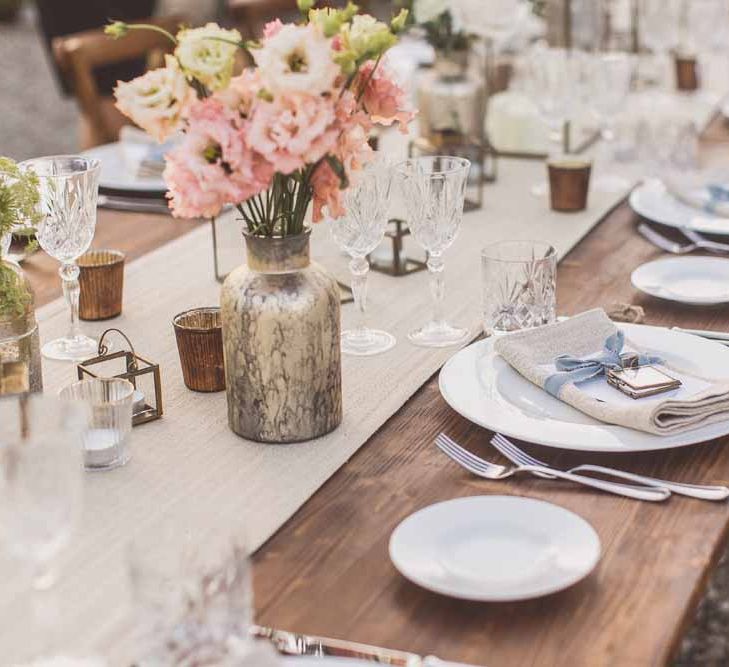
23, 118, 729, 667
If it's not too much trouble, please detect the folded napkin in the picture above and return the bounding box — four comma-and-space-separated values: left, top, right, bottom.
663, 171, 729, 218
494, 309, 729, 435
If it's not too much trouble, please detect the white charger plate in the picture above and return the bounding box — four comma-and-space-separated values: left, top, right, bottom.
81, 142, 167, 195
632, 256, 729, 304
629, 179, 729, 236
438, 323, 729, 452
389, 496, 600, 602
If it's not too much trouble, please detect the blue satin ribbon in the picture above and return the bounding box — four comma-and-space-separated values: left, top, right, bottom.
704, 184, 729, 214
543, 330, 663, 398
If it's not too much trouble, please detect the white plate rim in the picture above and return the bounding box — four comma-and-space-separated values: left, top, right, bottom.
629, 179, 729, 236
81, 142, 167, 194
388, 495, 601, 602
631, 256, 729, 305
438, 323, 729, 452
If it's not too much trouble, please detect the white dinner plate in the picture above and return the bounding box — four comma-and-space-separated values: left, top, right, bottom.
81, 142, 167, 195
438, 323, 729, 452
629, 178, 729, 236
389, 496, 600, 602
632, 256, 729, 304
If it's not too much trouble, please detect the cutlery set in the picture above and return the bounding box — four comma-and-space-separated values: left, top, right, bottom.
637, 223, 729, 255
435, 432, 729, 502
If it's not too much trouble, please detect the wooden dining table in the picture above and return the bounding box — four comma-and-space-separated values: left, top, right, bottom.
21, 116, 729, 666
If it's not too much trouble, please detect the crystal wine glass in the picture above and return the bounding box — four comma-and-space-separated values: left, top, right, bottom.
20, 156, 100, 361
329, 156, 396, 356
0, 395, 87, 591
524, 47, 588, 196
588, 51, 636, 192
396, 156, 471, 348
128, 500, 254, 665
637, 0, 681, 88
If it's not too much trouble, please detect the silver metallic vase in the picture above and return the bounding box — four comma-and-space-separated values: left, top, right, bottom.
221, 229, 342, 443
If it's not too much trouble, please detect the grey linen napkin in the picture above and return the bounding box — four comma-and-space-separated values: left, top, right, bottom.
494, 309, 729, 435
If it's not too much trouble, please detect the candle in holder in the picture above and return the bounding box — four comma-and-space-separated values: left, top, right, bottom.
547, 158, 592, 213
59, 377, 134, 470
675, 54, 700, 92
78, 249, 125, 321
173, 307, 225, 392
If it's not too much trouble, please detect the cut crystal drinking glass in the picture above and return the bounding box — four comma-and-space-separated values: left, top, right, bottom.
20, 156, 100, 361
481, 240, 557, 336
396, 156, 471, 348
329, 156, 396, 356
128, 501, 254, 665
0, 395, 87, 591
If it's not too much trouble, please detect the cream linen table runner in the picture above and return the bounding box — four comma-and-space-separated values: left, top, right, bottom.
495, 309, 729, 435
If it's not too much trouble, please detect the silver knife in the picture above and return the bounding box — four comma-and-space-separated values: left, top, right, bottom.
98, 194, 170, 215
252, 625, 484, 666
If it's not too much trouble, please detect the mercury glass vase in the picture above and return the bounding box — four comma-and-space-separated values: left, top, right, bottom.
221, 230, 342, 443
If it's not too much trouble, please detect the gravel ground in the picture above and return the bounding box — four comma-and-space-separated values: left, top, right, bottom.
1, 5, 729, 665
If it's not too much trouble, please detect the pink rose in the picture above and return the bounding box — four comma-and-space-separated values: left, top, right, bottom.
358, 61, 415, 133
164, 98, 273, 218
247, 93, 339, 174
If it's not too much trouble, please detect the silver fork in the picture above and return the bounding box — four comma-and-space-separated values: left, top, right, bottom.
491, 433, 729, 501
637, 223, 729, 255
434, 433, 670, 502
679, 227, 729, 253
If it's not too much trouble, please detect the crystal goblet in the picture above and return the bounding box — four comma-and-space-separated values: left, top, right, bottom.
20, 156, 100, 361
395, 156, 471, 348
329, 156, 396, 356
0, 395, 87, 591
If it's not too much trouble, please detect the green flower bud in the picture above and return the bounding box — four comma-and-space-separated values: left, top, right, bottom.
105, 21, 130, 39
390, 8, 409, 34
297, 0, 316, 14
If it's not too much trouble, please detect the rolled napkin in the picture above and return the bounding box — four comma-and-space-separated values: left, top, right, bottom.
494, 309, 729, 435
663, 171, 729, 218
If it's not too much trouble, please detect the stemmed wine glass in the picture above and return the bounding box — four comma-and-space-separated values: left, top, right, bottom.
587, 51, 636, 192
524, 46, 588, 196
20, 156, 100, 361
329, 156, 396, 356
396, 156, 471, 348
637, 0, 681, 88
0, 395, 86, 592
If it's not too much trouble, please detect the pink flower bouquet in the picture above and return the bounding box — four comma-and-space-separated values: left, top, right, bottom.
107, 2, 414, 236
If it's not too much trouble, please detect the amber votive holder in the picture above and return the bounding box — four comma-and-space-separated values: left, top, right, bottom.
675, 54, 700, 92
173, 307, 225, 392
78, 249, 125, 320
547, 158, 592, 213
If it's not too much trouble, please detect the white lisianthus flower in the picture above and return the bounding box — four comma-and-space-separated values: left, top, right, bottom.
413, 0, 448, 24
253, 23, 339, 96
114, 55, 194, 142
175, 23, 242, 91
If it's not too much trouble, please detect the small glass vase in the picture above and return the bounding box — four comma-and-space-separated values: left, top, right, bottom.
221, 229, 342, 443
0, 258, 43, 396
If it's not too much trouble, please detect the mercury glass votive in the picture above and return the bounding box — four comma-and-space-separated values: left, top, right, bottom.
78, 249, 125, 320
60, 377, 134, 470
547, 158, 592, 212
173, 307, 225, 392
675, 54, 700, 92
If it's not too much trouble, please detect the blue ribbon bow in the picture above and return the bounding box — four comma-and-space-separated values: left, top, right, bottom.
543, 331, 663, 398
705, 183, 729, 214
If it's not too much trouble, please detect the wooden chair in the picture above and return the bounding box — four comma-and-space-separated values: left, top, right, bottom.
52, 16, 182, 149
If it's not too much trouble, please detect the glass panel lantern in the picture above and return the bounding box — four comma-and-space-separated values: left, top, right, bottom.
77, 329, 162, 426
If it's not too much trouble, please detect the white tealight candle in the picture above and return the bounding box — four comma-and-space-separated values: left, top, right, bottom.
82, 428, 120, 469
132, 389, 145, 414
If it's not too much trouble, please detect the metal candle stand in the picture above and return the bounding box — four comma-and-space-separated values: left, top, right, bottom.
77, 328, 162, 426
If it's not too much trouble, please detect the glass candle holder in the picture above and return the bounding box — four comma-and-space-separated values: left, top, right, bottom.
173, 307, 225, 392
674, 54, 700, 91
482, 240, 557, 336
60, 377, 134, 470
78, 249, 125, 320
547, 158, 592, 212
